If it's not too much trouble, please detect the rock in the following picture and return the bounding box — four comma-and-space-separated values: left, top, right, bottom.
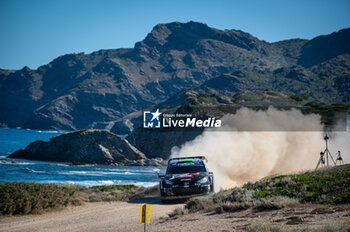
9, 129, 163, 166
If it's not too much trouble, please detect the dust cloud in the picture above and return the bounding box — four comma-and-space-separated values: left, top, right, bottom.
171, 107, 349, 191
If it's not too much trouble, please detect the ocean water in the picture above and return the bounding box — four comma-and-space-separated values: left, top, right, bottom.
0, 128, 162, 187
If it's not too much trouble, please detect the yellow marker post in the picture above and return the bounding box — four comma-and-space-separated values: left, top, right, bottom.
140, 204, 151, 231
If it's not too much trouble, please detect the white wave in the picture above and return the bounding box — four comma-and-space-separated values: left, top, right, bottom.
95, 167, 161, 174
124, 171, 136, 175
1, 160, 36, 165
16, 162, 37, 165
59, 170, 141, 176
66, 180, 115, 186
134, 182, 158, 187
35, 129, 66, 134
22, 168, 46, 174
41, 130, 61, 134
51, 163, 70, 167
59, 180, 158, 187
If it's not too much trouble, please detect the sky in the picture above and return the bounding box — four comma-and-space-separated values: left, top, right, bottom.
1, 0, 350, 70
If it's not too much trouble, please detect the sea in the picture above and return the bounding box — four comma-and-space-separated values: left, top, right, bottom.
0, 128, 163, 187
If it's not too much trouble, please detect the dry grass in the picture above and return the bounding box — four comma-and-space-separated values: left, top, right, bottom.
246, 220, 350, 232
183, 188, 299, 215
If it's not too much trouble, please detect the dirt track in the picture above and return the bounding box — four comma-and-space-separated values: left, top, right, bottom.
1, 199, 349, 232
0, 197, 180, 232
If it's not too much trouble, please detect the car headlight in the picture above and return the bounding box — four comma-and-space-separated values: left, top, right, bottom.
198, 177, 209, 184
164, 179, 173, 185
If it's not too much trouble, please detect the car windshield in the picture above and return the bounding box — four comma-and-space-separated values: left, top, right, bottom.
167, 162, 206, 174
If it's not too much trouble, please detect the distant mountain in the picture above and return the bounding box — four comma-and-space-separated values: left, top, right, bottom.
0, 21, 349, 131
298, 28, 350, 67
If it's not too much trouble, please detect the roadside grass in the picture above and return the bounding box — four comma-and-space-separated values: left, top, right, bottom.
177, 188, 299, 216
169, 164, 350, 217
246, 220, 350, 232
0, 182, 155, 216
245, 164, 350, 204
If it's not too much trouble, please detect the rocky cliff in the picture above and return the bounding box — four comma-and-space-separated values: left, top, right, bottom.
9, 129, 163, 165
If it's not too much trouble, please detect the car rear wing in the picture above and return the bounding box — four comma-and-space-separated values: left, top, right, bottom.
168, 156, 208, 164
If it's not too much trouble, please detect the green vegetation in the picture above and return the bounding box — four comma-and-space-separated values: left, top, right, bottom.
0, 182, 81, 215
245, 165, 350, 204
302, 101, 350, 125
185, 90, 350, 126
197, 96, 220, 105
171, 164, 350, 216
0, 182, 155, 216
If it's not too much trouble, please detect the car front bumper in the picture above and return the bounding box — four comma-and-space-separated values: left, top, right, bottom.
161, 184, 211, 200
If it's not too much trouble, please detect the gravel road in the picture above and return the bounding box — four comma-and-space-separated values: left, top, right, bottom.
1, 199, 349, 232
0, 197, 180, 232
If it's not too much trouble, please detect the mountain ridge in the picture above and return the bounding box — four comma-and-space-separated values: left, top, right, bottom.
1, 21, 349, 131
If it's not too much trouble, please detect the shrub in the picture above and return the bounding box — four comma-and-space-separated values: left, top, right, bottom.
168, 206, 188, 218
290, 95, 303, 102
0, 182, 80, 215
0, 182, 150, 215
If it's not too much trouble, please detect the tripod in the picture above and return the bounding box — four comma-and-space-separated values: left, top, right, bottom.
336, 151, 344, 165
316, 134, 336, 169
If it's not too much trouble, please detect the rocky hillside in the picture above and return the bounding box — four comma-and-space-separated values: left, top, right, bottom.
9, 129, 162, 165
1, 21, 349, 131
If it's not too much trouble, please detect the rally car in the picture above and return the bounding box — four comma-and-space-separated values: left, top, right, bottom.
158, 156, 214, 202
